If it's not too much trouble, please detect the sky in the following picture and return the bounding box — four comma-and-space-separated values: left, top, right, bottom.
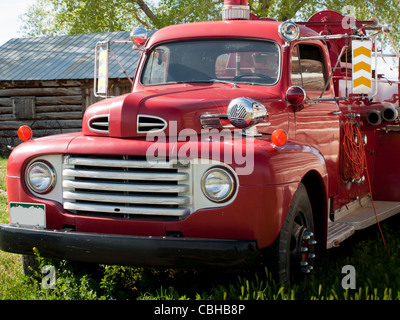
0, 0, 31, 46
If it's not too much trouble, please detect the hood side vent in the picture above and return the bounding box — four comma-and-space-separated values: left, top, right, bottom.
137, 114, 168, 133
88, 114, 109, 133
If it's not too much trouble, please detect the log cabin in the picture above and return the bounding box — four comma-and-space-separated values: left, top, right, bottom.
0, 31, 140, 155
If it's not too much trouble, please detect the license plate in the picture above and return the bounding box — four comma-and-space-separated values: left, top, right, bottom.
10, 202, 46, 228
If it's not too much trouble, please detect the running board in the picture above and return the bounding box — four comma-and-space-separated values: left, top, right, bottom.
327, 197, 400, 249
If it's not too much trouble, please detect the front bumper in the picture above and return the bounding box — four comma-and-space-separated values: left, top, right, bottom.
0, 224, 259, 269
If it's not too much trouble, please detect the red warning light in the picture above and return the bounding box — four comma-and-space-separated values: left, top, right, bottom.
286, 86, 306, 106
271, 129, 288, 147
224, 0, 248, 4
17, 126, 33, 141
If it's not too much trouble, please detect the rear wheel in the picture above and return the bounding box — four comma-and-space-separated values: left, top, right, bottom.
264, 183, 316, 283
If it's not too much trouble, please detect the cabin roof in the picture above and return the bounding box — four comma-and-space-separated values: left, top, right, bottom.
0, 31, 140, 81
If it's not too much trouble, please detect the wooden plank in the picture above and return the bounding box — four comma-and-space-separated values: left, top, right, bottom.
0, 121, 32, 129
0, 87, 82, 97
36, 105, 83, 113
0, 80, 82, 88
0, 106, 13, 114
0, 98, 11, 106
0, 120, 82, 130
0, 128, 81, 139
36, 95, 82, 106
36, 111, 82, 120
0, 114, 14, 120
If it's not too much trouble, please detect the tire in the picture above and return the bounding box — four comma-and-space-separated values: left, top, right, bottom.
263, 182, 316, 284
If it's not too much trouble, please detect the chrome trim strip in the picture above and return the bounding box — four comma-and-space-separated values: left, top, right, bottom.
137, 114, 168, 133
88, 114, 110, 133
65, 157, 173, 169
63, 191, 190, 206
63, 202, 190, 216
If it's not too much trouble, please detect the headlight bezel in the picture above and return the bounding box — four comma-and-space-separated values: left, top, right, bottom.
25, 161, 57, 194
201, 167, 236, 203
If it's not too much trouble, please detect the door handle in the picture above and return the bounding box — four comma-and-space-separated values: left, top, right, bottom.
332, 110, 342, 115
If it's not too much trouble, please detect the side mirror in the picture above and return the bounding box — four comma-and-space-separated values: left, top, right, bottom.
131, 26, 148, 51
94, 42, 110, 97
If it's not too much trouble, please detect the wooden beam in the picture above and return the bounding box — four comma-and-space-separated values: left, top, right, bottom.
36, 105, 83, 113
0, 80, 83, 88
36, 111, 83, 120
0, 87, 81, 97
36, 96, 82, 105
0, 120, 82, 130
0, 98, 11, 106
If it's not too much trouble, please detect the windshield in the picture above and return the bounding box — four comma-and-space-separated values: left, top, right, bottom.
141, 39, 281, 86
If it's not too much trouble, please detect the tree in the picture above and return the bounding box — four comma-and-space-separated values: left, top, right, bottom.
19, 0, 225, 36
19, 0, 60, 37
19, 0, 399, 49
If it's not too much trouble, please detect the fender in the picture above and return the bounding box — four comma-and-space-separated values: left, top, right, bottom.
248, 139, 329, 246
6, 132, 80, 178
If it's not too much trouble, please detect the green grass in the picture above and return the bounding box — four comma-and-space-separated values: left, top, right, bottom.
0, 156, 6, 196
1, 155, 400, 300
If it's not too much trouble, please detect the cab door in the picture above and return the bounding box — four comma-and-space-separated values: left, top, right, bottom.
290, 43, 341, 198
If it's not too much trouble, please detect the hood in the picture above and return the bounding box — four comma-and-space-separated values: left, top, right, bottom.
82, 84, 287, 138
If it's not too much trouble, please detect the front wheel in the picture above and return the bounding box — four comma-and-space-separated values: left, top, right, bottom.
263, 182, 316, 283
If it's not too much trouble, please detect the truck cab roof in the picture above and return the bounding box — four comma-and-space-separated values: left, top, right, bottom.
146, 20, 320, 48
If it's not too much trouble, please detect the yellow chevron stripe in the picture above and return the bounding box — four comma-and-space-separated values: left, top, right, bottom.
353, 76, 371, 88
353, 46, 371, 58
353, 61, 371, 73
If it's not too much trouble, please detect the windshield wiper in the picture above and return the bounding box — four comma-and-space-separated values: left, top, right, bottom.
210, 79, 238, 88
169, 79, 238, 87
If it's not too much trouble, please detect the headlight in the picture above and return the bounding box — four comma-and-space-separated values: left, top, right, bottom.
26, 161, 56, 194
201, 168, 235, 203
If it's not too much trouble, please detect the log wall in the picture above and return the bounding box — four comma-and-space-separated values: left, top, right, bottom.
0, 79, 132, 155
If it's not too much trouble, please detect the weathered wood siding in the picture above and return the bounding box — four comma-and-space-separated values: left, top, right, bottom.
0, 79, 132, 155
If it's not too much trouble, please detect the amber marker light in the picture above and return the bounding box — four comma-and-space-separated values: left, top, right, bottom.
18, 125, 33, 141
271, 129, 288, 147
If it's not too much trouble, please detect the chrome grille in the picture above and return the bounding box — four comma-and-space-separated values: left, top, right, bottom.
62, 155, 191, 218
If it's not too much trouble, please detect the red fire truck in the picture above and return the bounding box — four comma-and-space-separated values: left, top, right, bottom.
1, 0, 399, 283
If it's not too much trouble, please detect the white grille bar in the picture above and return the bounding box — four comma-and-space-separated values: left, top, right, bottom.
63, 168, 188, 181
62, 155, 191, 218
64, 191, 190, 206
64, 202, 190, 216
63, 180, 189, 193
65, 156, 173, 169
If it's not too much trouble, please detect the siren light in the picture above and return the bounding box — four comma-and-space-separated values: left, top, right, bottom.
222, 0, 250, 20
